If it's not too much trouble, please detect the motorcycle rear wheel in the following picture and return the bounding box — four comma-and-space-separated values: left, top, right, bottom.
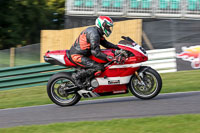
47, 72, 81, 106
129, 67, 162, 100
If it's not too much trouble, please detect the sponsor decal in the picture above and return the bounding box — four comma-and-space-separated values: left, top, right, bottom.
108, 80, 120, 85
176, 45, 200, 69
96, 76, 132, 85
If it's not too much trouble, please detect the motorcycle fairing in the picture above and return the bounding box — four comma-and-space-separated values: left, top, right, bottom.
93, 65, 140, 94
118, 44, 148, 63
93, 84, 127, 94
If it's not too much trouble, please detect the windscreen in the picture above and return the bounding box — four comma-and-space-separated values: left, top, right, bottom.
118, 40, 136, 47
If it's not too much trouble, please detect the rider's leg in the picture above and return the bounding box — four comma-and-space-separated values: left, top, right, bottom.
71, 54, 104, 89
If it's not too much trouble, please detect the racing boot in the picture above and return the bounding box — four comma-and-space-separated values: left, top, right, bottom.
72, 73, 83, 89
72, 69, 97, 89
72, 69, 87, 89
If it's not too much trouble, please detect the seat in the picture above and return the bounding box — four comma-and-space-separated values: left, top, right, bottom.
159, 0, 169, 9
85, 0, 94, 7
170, 0, 180, 9
188, 0, 197, 10
142, 0, 151, 9
102, 0, 112, 7
130, 0, 140, 8
113, 0, 123, 8
74, 0, 83, 7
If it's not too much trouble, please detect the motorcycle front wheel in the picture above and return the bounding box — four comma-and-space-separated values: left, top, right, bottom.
129, 67, 162, 100
47, 72, 81, 106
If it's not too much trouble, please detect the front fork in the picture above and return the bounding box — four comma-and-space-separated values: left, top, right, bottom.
135, 71, 146, 87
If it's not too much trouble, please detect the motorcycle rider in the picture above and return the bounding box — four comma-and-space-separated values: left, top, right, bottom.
70, 16, 120, 89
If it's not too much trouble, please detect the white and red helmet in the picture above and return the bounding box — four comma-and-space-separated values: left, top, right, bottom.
95, 16, 113, 37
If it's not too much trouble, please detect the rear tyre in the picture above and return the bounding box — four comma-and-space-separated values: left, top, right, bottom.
129, 67, 162, 100
47, 72, 81, 106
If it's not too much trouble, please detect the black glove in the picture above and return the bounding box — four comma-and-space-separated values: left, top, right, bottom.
114, 45, 121, 50
115, 49, 128, 58
115, 55, 126, 64
107, 55, 126, 64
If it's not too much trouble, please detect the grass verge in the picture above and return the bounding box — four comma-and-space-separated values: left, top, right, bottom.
0, 114, 200, 133
0, 70, 200, 109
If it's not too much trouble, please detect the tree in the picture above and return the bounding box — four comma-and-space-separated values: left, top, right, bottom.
47, 0, 65, 29
0, 0, 65, 49
0, 0, 22, 49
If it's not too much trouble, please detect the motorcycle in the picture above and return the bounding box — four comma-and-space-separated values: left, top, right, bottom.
44, 36, 162, 107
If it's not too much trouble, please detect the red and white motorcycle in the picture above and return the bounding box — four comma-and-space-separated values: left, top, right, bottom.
44, 36, 162, 106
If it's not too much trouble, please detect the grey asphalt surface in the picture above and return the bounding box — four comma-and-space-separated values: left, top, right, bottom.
0, 91, 200, 128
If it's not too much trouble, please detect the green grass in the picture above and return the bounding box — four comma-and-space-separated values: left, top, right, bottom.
1, 114, 200, 133
0, 70, 200, 109
160, 70, 200, 93
0, 86, 51, 109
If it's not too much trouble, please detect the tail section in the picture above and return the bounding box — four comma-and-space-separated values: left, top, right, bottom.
44, 50, 76, 67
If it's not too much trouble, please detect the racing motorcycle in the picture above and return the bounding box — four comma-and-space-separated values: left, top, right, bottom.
44, 36, 162, 107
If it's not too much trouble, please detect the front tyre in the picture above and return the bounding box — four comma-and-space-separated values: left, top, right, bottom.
129, 67, 162, 100
47, 72, 81, 106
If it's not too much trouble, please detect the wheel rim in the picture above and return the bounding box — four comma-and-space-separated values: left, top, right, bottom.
50, 78, 77, 104
131, 72, 158, 98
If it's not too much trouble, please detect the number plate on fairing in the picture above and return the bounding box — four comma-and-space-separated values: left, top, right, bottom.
108, 80, 120, 85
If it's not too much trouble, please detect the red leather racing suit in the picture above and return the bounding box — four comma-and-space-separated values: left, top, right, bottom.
70, 26, 119, 71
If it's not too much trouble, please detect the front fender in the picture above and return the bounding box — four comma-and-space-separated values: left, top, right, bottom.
137, 66, 151, 73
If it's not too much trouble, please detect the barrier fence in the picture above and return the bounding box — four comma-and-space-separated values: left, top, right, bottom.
0, 63, 73, 90
145, 48, 176, 73
0, 44, 40, 68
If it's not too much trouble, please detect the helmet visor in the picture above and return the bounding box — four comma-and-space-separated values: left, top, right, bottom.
104, 23, 113, 37
103, 20, 113, 37
105, 25, 113, 33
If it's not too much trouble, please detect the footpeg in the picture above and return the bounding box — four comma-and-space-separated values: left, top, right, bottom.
87, 87, 94, 91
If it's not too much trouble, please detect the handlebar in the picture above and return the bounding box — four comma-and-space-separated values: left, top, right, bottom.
104, 50, 127, 68
104, 60, 115, 68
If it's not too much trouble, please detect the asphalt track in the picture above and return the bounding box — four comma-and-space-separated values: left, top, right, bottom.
0, 91, 200, 128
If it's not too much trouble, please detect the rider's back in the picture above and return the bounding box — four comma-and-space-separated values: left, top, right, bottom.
70, 26, 101, 56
